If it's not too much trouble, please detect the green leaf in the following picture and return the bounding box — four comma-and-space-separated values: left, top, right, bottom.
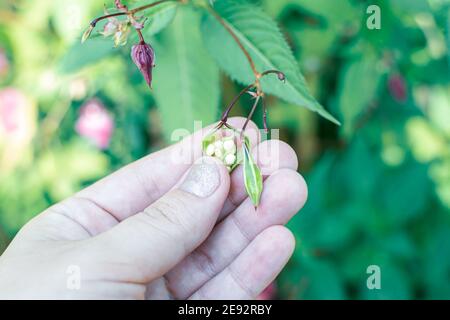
201, 0, 340, 124
379, 160, 431, 225
142, 0, 178, 36
447, 6, 450, 67
242, 137, 263, 207
59, 37, 117, 73
152, 6, 220, 140
337, 54, 383, 137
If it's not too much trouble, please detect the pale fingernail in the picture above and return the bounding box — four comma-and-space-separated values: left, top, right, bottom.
180, 159, 220, 197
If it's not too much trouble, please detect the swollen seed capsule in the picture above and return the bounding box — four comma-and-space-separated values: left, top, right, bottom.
224, 154, 236, 166
214, 140, 224, 150
202, 127, 241, 173
205, 144, 215, 156
223, 139, 236, 152
215, 148, 224, 159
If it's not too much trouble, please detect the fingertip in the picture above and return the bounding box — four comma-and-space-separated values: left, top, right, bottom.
260, 169, 308, 217
276, 140, 299, 171
253, 140, 299, 175
264, 225, 296, 257
288, 170, 308, 213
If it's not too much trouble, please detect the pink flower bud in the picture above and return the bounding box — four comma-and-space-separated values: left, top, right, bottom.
131, 41, 155, 88
388, 73, 407, 103
75, 99, 114, 149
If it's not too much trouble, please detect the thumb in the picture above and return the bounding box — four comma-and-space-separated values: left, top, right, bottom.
89, 157, 230, 282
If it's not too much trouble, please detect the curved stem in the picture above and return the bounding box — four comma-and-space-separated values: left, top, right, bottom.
260, 69, 285, 81
90, 12, 125, 27
241, 95, 261, 136
129, 0, 175, 14
90, 0, 178, 28
220, 83, 256, 122
262, 97, 268, 132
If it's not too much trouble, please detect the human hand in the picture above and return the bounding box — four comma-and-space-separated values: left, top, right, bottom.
0, 118, 307, 299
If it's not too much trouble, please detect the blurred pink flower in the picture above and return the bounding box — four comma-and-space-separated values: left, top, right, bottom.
0, 87, 36, 170
0, 88, 34, 135
75, 99, 114, 149
388, 73, 407, 103
0, 48, 8, 78
257, 282, 277, 300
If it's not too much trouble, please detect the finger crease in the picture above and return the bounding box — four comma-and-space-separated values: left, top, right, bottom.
49, 204, 93, 237
74, 195, 120, 223
231, 214, 252, 244
228, 265, 255, 299
192, 247, 217, 279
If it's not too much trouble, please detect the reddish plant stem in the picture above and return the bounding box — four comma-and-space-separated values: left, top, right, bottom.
90, 12, 125, 27
129, 0, 175, 14
90, 0, 177, 27
241, 95, 261, 136
220, 67, 284, 130
262, 98, 268, 132
136, 28, 145, 42
261, 69, 286, 81
220, 83, 255, 123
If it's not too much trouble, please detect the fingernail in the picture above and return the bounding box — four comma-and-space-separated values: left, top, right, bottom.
180, 159, 220, 197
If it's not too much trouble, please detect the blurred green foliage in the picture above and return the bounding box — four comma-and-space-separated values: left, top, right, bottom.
0, 0, 449, 299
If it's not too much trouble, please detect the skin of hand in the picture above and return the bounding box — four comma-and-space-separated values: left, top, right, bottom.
0, 117, 307, 300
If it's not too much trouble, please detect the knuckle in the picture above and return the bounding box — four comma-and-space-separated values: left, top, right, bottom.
191, 246, 217, 278
143, 194, 192, 236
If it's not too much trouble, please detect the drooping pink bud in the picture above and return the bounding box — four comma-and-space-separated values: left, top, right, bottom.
388, 73, 407, 103
75, 99, 114, 149
131, 41, 155, 88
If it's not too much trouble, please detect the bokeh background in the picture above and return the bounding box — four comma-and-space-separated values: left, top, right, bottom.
0, 0, 449, 299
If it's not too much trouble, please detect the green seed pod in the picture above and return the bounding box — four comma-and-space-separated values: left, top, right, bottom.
242, 136, 263, 208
